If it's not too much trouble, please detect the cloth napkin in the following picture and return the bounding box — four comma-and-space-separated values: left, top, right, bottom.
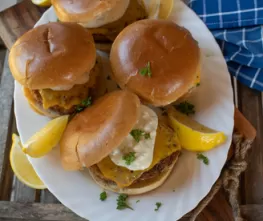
189, 0, 263, 91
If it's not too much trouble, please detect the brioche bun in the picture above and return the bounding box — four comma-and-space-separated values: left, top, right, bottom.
88, 154, 179, 195
52, 0, 130, 28
9, 22, 96, 90
110, 19, 201, 106
60, 90, 140, 170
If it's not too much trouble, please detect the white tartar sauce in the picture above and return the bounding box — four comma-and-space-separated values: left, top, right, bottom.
110, 105, 158, 171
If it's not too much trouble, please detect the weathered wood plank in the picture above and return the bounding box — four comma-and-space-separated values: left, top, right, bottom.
12, 177, 37, 203
0, 219, 62, 221
0, 48, 6, 76
41, 190, 60, 204
0, 0, 41, 50
0, 201, 262, 221
195, 189, 234, 221
11, 178, 36, 203
0, 111, 15, 201
0, 53, 15, 200
0, 201, 84, 221
241, 204, 263, 221
237, 82, 263, 204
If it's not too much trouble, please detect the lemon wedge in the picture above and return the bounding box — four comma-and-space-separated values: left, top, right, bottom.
10, 134, 46, 189
31, 0, 51, 7
168, 108, 226, 152
23, 115, 69, 158
148, 0, 174, 19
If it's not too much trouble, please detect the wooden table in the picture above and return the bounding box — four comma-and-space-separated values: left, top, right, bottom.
0, 1, 262, 220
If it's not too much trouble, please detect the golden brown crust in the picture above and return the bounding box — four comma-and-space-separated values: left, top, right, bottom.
52, 0, 129, 26
9, 22, 96, 89
88, 0, 147, 42
60, 90, 140, 170
88, 153, 179, 195
110, 19, 201, 106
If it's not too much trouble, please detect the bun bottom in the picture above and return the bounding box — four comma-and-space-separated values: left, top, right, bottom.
88, 154, 179, 195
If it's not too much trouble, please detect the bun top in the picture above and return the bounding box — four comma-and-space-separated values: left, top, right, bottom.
60, 90, 140, 171
110, 19, 201, 106
9, 22, 96, 90
52, 0, 130, 28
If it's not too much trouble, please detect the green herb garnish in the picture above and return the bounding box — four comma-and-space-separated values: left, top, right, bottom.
136, 200, 140, 203
139, 62, 152, 77
197, 153, 209, 165
130, 129, 151, 142
116, 194, 133, 210
144, 132, 151, 139
175, 101, 195, 115
100, 191, 107, 201
123, 152, 136, 165
155, 202, 162, 211
75, 97, 92, 113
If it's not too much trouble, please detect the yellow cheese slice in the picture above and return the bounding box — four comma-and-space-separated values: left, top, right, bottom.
39, 61, 100, 110
97, 120, 181, 187
39, 83, 90, 110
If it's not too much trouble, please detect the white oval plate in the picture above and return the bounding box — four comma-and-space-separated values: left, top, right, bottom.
14, 1, 234, 221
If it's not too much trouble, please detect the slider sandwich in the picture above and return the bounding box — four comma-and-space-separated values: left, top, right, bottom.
52, 0, 147, 42
60, 90, 181, 194
110, 19, 201, 106
9, 22, 100, 118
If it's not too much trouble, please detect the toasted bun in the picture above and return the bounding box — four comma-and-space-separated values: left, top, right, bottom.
9, 22, 96, 90
88, 154, 179, 195
60, 90, 140, 170
52, 0, 130, 28
110, 19, 201, 106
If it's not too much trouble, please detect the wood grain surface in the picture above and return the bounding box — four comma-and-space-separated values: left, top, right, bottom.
237, 82, 263, 205
0, 1, 260, 221
0, 201, 262, 221
0, 53, 14, 201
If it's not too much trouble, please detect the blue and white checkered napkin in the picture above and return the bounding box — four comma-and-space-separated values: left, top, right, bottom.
189, 0, 263, 91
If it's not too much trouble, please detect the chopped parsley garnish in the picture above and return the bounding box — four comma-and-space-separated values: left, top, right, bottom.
139, 61, 152, 77
136, 200, 140, 203
144, 132, 151, 139
197, 153, 209, 165
75, 97, 92, 113
130, 129, 151, 142
155, 202, 162, 211
175, 101, 195, 115
100, 191, 107, 201
123, 152, 136, 165
116, 194, 133, 210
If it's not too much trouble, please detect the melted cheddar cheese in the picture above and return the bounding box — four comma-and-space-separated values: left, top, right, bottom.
39, 83, 90, 109
39, 61, 100, 110
97, 121, 181, 187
